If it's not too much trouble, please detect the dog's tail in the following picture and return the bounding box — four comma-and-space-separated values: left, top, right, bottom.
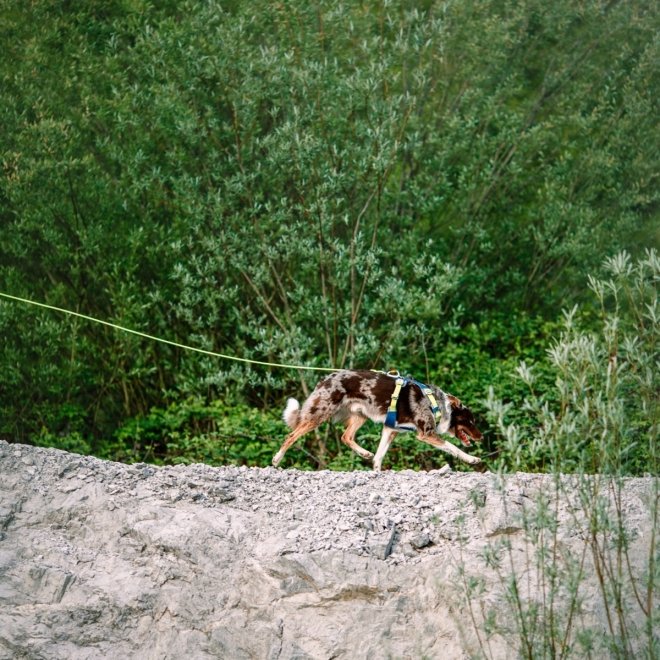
283, 398, 301, 428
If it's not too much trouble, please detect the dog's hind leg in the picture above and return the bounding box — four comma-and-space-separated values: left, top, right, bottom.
373, 427, 398, 472
417, 434, 481, 466
340, 416, 373, 461
272, 420, 320, 467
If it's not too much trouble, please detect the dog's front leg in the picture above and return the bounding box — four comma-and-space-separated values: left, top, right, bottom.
341, 416, 374, 460
417, 434, 481, 466
373, 427, 398, 472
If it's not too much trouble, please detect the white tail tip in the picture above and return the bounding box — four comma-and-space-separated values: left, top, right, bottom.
283, 398, 300, 428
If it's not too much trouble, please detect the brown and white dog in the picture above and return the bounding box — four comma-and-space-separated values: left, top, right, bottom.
272, 369, 482, 471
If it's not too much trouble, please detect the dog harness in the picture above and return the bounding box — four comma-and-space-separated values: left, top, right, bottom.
381, 371, 443, 432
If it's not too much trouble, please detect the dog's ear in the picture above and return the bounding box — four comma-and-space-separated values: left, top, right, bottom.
446, 394, 463, 408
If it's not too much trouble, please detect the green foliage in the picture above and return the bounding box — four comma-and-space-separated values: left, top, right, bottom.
102, 399, 287, 466
486, 251, 658, 475
34, 429, 92, 457
427, 314, 560, 461
455, 278, 659, 658
455, 471, 659, 658
0, 1, 657, 471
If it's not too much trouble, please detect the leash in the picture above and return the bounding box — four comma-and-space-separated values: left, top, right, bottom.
0, 291, 337, 373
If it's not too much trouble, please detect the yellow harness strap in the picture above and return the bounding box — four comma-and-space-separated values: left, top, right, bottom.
388, 377, 405, 414
419, 385, 442, 423
376, 369, 443, 430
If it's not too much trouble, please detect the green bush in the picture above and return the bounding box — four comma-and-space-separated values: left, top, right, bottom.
0, 1, 657, 463
103, 399, 287, 466
486, 251, 658, 476
452, 255, 658, 658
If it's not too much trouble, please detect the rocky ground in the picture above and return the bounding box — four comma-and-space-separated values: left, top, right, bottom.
0, 440, 656, 659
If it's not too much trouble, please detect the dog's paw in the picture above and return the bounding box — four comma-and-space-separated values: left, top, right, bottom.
272, 453, 282, 467
468, 456, 489, 472
360, 450, 374, 461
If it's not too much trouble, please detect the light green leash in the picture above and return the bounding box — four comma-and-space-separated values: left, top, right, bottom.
0, 291, 337, 373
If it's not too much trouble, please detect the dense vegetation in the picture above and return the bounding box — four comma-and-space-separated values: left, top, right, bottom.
1, 0, 657, 474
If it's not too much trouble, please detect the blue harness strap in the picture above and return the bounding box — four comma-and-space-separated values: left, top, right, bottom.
409, 378, 442, 425
380, 371, 443, 432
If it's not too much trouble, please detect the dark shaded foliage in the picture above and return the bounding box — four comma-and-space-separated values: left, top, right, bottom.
0, 0, 657, 473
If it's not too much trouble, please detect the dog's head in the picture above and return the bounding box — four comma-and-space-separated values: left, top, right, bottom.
446, 395, 483, 447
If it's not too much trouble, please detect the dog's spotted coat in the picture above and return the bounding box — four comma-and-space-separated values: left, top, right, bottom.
273, 370, 482, 471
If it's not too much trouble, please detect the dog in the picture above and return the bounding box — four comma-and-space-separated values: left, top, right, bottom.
272, 369, 482, 471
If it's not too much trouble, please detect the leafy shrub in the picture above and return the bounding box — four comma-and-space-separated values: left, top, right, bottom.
452, 254, 658, 658
34, 430, 92, 457
455, 470, 658, 658
1, 0, 657, 449
104, 399, 287, 467
486, 251, 658, 475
